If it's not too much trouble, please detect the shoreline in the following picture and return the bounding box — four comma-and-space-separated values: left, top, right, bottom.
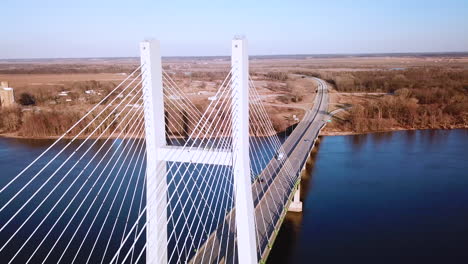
0, 133, 145, 140
1, 126, 466, 140
320, 125, 468, 136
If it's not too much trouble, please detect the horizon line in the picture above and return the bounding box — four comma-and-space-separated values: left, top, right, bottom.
1, 51, 468, 61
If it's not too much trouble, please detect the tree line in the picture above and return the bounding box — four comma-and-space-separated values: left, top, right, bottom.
313, 67, 468, 133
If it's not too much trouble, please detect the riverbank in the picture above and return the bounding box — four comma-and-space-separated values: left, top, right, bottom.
321, 124, 468, 136
0, 130, 279, 140
0, 133, 144, 140
1, 125, 467, 140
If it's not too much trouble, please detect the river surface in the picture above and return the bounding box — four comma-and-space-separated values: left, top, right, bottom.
1, 129, 467, 263
270, 129, 468, 263
0, 135, 280, 263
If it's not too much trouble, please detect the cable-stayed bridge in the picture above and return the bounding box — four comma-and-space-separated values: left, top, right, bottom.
0, 37, 329, 264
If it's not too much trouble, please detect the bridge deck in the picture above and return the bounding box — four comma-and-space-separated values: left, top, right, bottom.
189, 77, 329, 263
254, 78, 329, 261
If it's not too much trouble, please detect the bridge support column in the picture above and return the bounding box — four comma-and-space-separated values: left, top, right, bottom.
140, 40, 168, 264
289, 184, 303, 212
231, 36, 258, 264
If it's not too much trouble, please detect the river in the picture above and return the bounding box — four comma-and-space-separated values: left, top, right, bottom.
1, 129, 467, 263
270, 129, 468, 263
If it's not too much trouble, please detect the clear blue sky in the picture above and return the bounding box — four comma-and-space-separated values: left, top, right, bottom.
1, 0, 467, 59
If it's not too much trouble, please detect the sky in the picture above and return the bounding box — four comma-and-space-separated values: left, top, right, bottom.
1, 0, 467, 59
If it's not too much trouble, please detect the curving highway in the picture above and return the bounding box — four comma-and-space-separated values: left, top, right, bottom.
190, 77, 329, 263
253, 77, 329, 261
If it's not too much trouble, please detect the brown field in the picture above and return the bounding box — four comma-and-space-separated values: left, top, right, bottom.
0, 73, 128, 87
0, 53, 467, 138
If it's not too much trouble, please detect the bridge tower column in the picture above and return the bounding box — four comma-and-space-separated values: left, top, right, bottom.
140, 40, 168, 264
231, 36, 258, 263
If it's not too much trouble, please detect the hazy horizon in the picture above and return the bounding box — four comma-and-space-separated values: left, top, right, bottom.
1, 0, 467, 59
2, 51, 468, 62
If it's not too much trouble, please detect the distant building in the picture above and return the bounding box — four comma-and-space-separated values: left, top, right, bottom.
0, 81, 15, 107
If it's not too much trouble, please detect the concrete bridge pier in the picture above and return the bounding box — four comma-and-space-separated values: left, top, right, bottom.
289, 136, 321, 213
288, 184, 303, 212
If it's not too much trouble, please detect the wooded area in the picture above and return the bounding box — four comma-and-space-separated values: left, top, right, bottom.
316, 67, 468, 132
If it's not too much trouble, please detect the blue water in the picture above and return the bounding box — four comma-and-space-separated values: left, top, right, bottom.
0, 137, 149, 263
0, 135, 281, 263
270, 129, 468, 263
1, 130, 467, 263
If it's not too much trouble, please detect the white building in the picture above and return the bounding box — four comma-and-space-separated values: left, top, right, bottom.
0, 81, 15, 107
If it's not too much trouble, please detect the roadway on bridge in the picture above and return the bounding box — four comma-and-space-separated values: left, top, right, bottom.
253, 77, 329, 261
190, 77, 329, 264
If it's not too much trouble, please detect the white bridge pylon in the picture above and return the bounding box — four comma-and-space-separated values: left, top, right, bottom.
141, 37, 257, 263
0, 36, 300, 264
